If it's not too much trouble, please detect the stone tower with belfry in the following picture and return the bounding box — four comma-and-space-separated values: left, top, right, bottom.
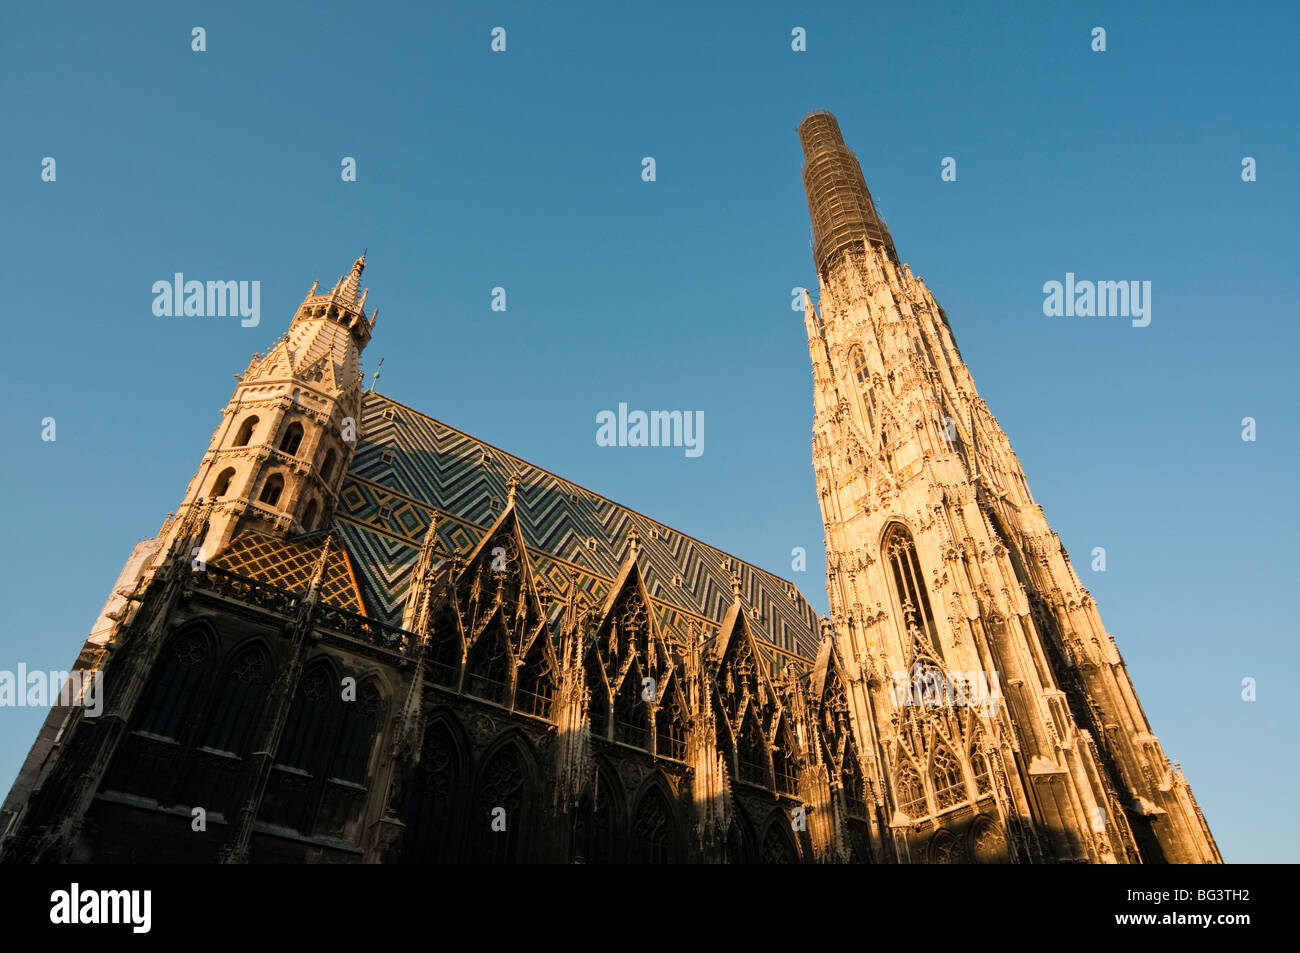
797, 109, 1220, 863
169, 253, 376, 564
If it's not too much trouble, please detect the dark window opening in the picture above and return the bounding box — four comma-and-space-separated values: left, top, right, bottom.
259, 473, 285, 506
211, 467, 236, 497
280, 422, 304, 456
234, 416, 258, 447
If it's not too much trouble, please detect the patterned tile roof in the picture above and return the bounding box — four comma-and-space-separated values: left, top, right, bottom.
333, 392, 824, 664
212, 530, 365, 613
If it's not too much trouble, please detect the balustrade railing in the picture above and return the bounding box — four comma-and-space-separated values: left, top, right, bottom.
188, 567, 408, 655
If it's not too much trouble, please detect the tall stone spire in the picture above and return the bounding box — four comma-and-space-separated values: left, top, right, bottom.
798, 110, 898, 274
799, 111, 1220, 865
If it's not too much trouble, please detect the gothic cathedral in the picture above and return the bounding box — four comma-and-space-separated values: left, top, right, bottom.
0, 111, 1220, 864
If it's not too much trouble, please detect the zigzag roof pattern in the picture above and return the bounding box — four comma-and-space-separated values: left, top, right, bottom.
333, 391, 823, 665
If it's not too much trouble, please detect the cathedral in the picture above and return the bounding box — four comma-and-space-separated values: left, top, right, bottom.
0, 111, 1220, 864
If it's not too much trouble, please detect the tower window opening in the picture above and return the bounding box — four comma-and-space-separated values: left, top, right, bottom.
234, 416, 259, 447
320, 448, 337, 482
211, 467, 236, 497
303, 498, 319, 531
259, 473, 285, 506
280, 422, 304, 456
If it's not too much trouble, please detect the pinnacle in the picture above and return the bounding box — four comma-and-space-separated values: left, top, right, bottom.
337, 253, 366, 305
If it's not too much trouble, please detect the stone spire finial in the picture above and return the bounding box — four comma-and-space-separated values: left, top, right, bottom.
626, 525, 640, 559
506, 472, 520, 509
730, 571, 743, 605
335, 253, 367, 305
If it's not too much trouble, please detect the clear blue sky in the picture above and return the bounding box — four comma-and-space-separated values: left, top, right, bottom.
1, 1, 1295, 862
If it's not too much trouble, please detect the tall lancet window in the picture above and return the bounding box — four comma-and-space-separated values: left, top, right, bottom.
850, 346, 876, 433
851, 346, 869, 386
882, 523, 941, 659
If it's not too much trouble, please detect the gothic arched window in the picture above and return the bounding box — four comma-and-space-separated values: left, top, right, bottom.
106, 630, 212, 804
302, 498, 319, 532
515, 642, 554, 719
882, 523, 941, 658
895, 760, 927, 819
761, 820, 799, 864
201, 645, 266, 754
211, 467, 236, 497
736, 714, 769, 787
724, 809, 755, 863
631, 787, 676, 864
402, 722, 460, 863
330, 682, 381, 783
971, 751, 993, 795
233, 416, 258, 447
842, 746, 869, 817
929, 828, 966, 863
465, 630, 511, 705
969, 816, 1009, 864
426, 626, 460, 688
850, 345, 869, 386
654, 686, 688, 761
587, 669, 611, 740
572, 767, 621, 864
259, 663, 385, 837
613, 665, 650, 748
469, 746, 528, 863
320, 448, 337, 482
137, 632, 209, 740
259, 472, 284, 506
850, 345, 876, 432
772, 723, 800, 796
276, 666, 330, 772
280, 422, 304, 456
932, 744, 967, 810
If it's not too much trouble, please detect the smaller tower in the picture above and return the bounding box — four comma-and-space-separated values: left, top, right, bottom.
166, 255, 376, 561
